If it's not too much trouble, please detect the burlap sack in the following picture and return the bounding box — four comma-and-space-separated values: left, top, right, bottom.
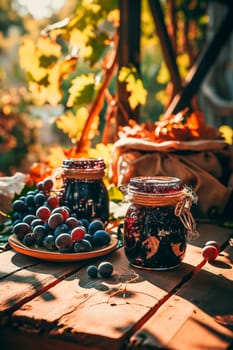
109, 138, 233, 219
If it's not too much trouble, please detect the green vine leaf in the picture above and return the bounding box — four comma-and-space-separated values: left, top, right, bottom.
118, 66, 147, 109
66, 73, 95, 107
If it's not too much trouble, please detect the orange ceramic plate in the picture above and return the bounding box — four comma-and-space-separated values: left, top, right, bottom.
8, 234, 118, 262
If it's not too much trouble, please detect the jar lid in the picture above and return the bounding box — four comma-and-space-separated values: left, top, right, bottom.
62, 158, 106, 172
128, 176, 183, 195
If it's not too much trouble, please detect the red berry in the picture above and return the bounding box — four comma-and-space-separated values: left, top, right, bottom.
52, 207, 69, 220
202, 245, 219, 261
204, 240, 220, 253
36, 206, 51, 222
71, 226, 86, 241
43, 178, 53, 192
47, 196, 59, 209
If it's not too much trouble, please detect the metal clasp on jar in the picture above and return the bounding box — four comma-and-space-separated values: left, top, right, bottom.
174, 196, 192, 216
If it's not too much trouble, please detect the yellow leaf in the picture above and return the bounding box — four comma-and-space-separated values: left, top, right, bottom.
56, 109, 85, 141
177, 54, 189, 79
28, 64, 62, 106
37, 36, 61, 58
69, 27, 94, 59
219, 125, 233, 144
46, 65, 63, 106
56, 107, 99, 143
127, 78, 147, 110
118, 66, 147, 109
67, 73, 95, 107
47, 146, 66, 169
82, 0, 101, 12
155, 90, 168, 106
118, 66, 136, 82
28, 82, 48, 105
88, 143, 113, 166
107, 9, 120, 27
19, 37, 47, 81
156, 61, 170, 84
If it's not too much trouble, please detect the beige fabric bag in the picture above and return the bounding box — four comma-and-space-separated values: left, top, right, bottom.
109, 138, 233, 219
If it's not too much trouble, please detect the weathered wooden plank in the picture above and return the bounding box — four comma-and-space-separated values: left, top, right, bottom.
0, 246, 196, 350
127, 225, 233, 349
0, 234, 120, 317
1, 224, 232, 350
0, 250, 39, 278
128, 294, 233, 350
0, 252, 89, 316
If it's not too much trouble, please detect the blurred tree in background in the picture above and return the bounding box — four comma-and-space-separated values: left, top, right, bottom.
2, 0, 228, 179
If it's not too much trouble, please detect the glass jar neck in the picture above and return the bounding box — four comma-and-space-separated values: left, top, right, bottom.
61, 158, 105, 180
127, 176, 184, 206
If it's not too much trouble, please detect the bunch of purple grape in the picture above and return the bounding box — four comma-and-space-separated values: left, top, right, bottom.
11, 177, 111, 253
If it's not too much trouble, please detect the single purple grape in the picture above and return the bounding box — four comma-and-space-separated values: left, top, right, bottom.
43, 235, 56, 251
48, 212, 64, 229
87, 265, 98, 278
55, 233, 73, 250
98, 261, 113, 278
73, 239, 92, 253
13, 222, 31, 240
93, 230, 111, 246
88, 220, 104, 235
23, 232, 36, 247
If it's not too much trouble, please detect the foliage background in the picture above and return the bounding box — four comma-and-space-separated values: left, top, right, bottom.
0, 0, 232, 178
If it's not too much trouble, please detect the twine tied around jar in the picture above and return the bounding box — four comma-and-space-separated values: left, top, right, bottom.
54, 167, 105, 181
174, 187, 199, 240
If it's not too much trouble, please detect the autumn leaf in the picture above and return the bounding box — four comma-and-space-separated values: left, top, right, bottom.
82, 0, 101, 13
127, 78, 147, 110
118, 66, 147, 110
88, 32, 109, 66
177, 53, 189, 79
27, 63, 63, 106
107, 9, 120, 27
219, 125, 233, 144
47, 146, 66, 169
37, 36, 61, 58
56, 107, 99, 143
108, 184, 124, 202
118, 66, 133, 81
56, 109, 86, 141
155, 90, 169, 107
69, 27, 95, 59
66, 74, 95, 107
156, 61, 170, 84
58, 57, 78, 78
45, 65, 63, 105
19, 37, 47, 82
88, 143, 113, 167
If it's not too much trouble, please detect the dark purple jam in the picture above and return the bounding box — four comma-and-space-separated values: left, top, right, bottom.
124, 176, 187, 270
60, 158, 109, 223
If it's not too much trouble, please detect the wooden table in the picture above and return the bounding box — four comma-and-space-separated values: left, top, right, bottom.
0, 222, 232, 350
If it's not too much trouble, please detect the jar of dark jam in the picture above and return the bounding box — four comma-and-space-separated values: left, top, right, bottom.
59, 158, 109, 223
123, 176, 198, 270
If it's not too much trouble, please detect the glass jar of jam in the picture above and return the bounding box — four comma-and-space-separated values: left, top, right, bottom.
123, 176, 198, 270
59, 158, 109, 223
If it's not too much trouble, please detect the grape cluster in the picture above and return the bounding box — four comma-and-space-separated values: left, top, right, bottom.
11, 177, 111, 253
